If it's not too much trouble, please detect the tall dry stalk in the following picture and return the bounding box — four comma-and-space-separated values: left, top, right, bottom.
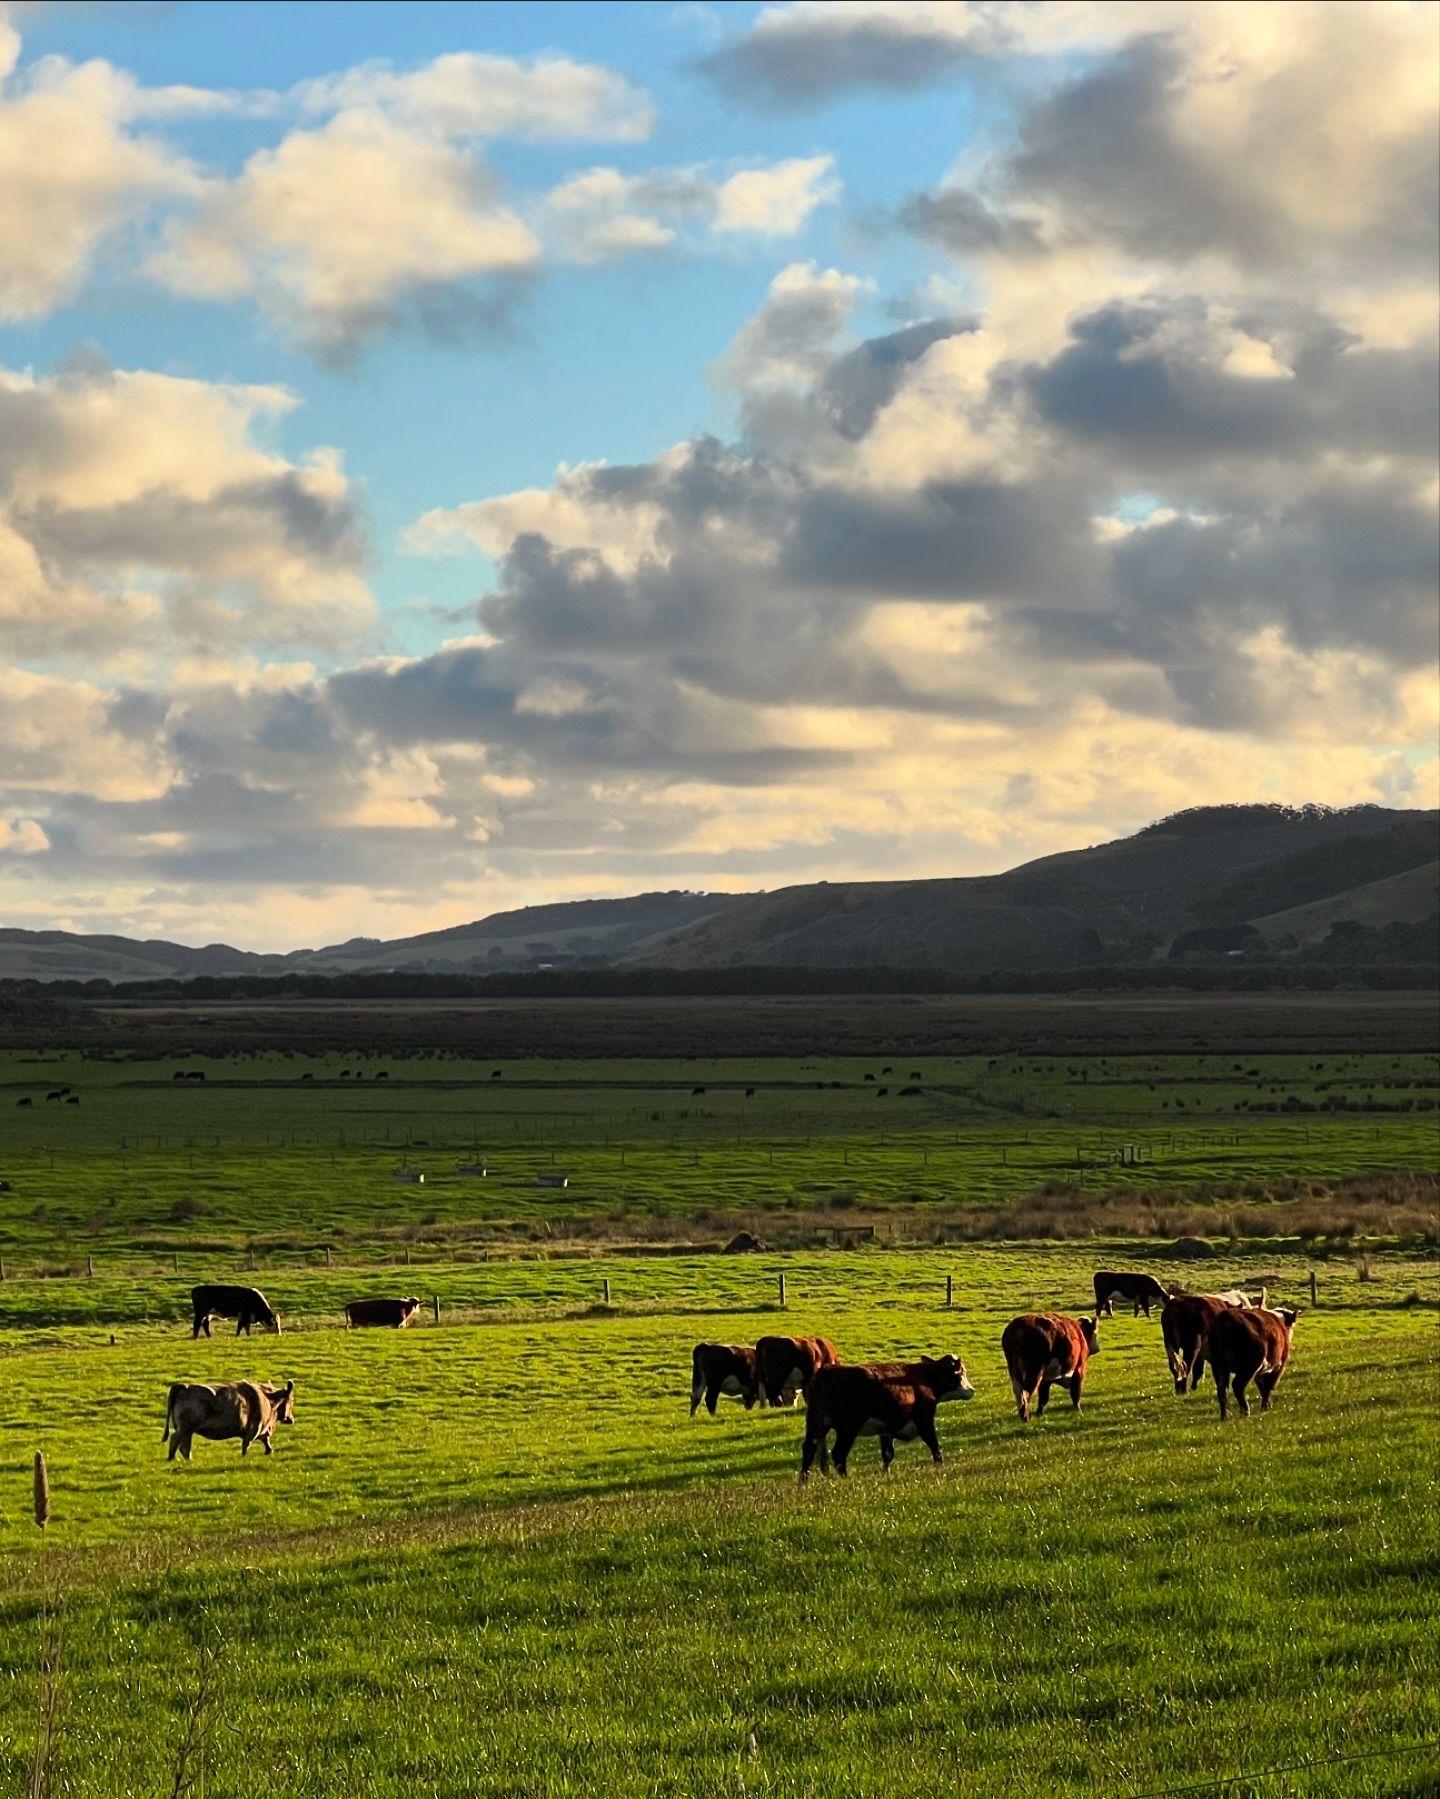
169, 1628, 224, 1798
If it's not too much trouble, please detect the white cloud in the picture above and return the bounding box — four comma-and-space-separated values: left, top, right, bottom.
0, 816, 49, 856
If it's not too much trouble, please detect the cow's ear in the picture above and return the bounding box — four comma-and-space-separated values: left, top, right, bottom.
284, 1379, 295, 1394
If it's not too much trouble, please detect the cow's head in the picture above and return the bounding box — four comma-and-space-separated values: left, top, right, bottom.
267, 1380, 296, 1425
1271, 1306, 1300, 1331
262, 1305, 282, 1335
1080, 1317, 1100, 1354
917, 1354, 976, 1402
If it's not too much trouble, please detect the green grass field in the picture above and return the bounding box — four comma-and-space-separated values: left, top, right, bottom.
1, 1048, 1436, 1793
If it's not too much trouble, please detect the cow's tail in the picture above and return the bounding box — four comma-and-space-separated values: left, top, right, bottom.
690, 1345, 705, 1414
162, 1382, 184, 1441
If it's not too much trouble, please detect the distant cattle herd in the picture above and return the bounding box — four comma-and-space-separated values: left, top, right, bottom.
166, 1274, 1298, 1467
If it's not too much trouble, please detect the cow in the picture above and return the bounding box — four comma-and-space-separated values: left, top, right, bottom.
1208, 1306, 1300, 1420
1092, 1270, 1172, 1318
744, 1087, 755, 1098
15, 1097, 31, 1108
690, 1343, 759, 1416
65, 1095, 79, 1105
190, 1283, 281, 1338
345, 1296, 422, 1329
754, 1334, 839, 1408
45, 1090, 62, 1102
1002, 1314, 1099, 1422
801, 1354, 975, 1478
163, 1379, 295, 1460
1160, 1291, 1269, 1395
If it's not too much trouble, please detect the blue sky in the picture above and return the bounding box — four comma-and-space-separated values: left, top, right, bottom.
0, 0, 1435, 947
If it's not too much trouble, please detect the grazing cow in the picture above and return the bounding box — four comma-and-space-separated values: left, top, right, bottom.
45, 1091, 62, 1102
1208, 1306, 1300, 1420
909, 1071, 923, 1080
300, 1072, 314, 1081
491, 1070, 503, 1080
864, 1073, 876, 1083
190, 1283, 281, 1338
65, 1095, 79, 1105
1213, 1287, 1268, 1309
376, 1071, 389, 1080
1002, 1314, 1099, 1422
744, 1087, 755, 1098
690, 1343, 759, 1415
882, 1066, 893, 1075
1092, 1270, 1173, 1319
801, 1355, 975, 1478
16, 1097, 31, 1108
754, 1334, 839, 1407
172, 1071, 186, 1081
163, 1379, 295, 1460
1160, 1294, 1229, 1395
345, 1296, 422, 1329
186, 1071, 206, 1083
691, 1086, 706, 1096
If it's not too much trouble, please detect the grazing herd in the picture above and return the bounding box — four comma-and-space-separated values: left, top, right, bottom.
690, 1272, 1300, 1478
167, 1272, 1299, 1470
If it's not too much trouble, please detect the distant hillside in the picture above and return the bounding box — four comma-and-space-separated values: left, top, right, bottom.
3, 806, 1434, 983
1251, 862, 1440, 944
295, 892, 745, 973
0, 929, 291, 983
627, 805, 1439, 972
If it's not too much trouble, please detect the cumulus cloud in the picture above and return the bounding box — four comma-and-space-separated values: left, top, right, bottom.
542, 156, 839, 263
0, 32, 201, 319
0, 359, 374, 661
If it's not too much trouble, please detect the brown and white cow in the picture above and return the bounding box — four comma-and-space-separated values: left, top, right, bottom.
345, 1296, 422, 1329
162, 1379, 295, 1460
690, 1343, 759, 1416
1002, 1314, 1099, 1422
1207, 1306, 1299, 1420
1160, 1290, 1269, 1395
801, 1354, 975, 1478
754, 1334, 839, 1407
1092, 1270, 1172, 1318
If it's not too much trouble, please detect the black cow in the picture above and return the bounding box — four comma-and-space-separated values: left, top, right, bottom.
190, 1283, 281, 1338
346, 1296, 422, 1329
16, 1097, 31, 1108
1093, 1270, 1172, 1318
690, 1343, 759, 1415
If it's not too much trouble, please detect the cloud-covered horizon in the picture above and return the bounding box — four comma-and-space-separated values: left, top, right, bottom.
1, 1, 1436, 951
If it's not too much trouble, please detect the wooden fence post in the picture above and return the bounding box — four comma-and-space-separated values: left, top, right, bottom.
0, 1258, 6, 1281
778, 1272, 787, 1308
325, 1246, 332, 1269
172, 1252, 179, 1275
1309, 1269, 1318, 1307
432, 1295, 440, 1326
405, 1245, 412, 1267
87, 1255, 94, 1278
603, 1278, 611, 1304
945, 1273, 953, 1308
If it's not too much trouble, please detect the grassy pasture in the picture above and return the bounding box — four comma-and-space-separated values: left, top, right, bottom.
0, 1040, 1435, 1793
0, 1049, 1435, 1268
1, 1247, 1437, 1795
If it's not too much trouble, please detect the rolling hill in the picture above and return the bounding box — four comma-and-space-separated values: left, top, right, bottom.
2, 805, 1434, 983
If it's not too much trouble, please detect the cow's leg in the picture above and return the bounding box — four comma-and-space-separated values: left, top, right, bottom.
1232, 1374, 1252, 1418
261, 1429, 274, 1455
1035, 1378, 1053, 1416
1256, 1369, 1280, 1411
1213, 1364, 1229, 1420
1190, 1349, 1206, 1392
705, 1385, 720, 1416
1010, 1372, 1028, 1422
1069, 1372, 1084, 1411
918, 1416, 943, 1464
168, 1432, 181, 1461
880, 1436, 895, 1473
175, 1433, 193, 1461
830, 1426, 858, 1476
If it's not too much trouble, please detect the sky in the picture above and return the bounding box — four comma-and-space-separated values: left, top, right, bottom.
0, 0, 1436, 952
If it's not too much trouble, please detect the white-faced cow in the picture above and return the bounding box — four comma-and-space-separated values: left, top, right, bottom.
801, 1354, 975, 1478
690, 1343, 759, 1416
1002, 1313, 1099, 1422
1092, 1270, 1172, 1318
190, 1283, 281, 1338
754, 1334, 839, 1408
1160, 1291, 1267, 1396
345, 1296, 422, 1329
163, 1379, 295, 1459
1207, 1306, 1300, 1420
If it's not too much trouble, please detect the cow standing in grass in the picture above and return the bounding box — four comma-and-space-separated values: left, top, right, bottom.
1092, 1271, 1172, 1318
1208, 1307, 1300, 1419
690, 1344, 759, 1415
801, 1355, 974, 1478
190, 1283, 281, 1338
163, 1379, 295, 1459
1160, 1291, 1266, 1396
346, 1297, 422, 1329
1002, 1314, 1099, 1422
754, 1334, 838, 1408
